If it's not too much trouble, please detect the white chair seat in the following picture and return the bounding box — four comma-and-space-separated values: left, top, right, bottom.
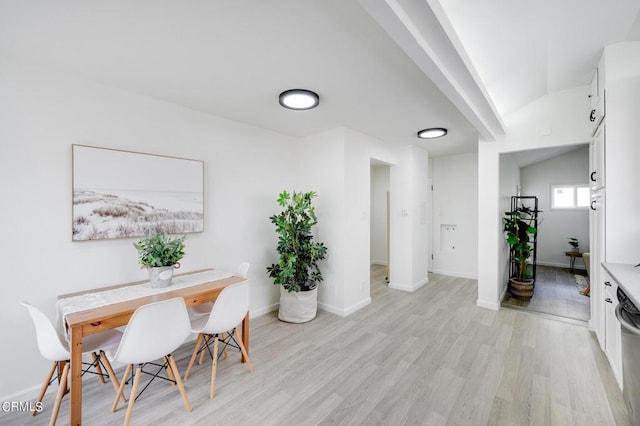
190, 302, 214, 317
83, 329, 123, 354
21, 301, 122, 424
108, 297, 192, 426
188, 262, 250, 318
183, 278, 253, 398
189, 315, 209, 332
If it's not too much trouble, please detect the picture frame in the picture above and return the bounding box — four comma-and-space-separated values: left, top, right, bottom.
72, 145, 204, 241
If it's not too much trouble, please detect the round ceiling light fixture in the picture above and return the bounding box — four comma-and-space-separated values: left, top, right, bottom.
417, 127, 448, 139
279, 89, 320, 110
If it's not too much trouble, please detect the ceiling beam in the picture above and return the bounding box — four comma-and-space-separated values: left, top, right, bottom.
359, 0, 505, 141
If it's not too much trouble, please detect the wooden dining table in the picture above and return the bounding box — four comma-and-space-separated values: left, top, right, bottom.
58, 268, 249, 425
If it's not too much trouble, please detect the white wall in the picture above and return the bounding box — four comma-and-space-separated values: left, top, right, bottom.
477, 86, 591, 309
370, 165, 389, 265
389, 146, 430, 292
0, 59, 299, 399
410, 146, 430, 286
298, 129, 347, 313
432, 152, 478, 279
298, 128, 429, 314
520, 146, 590, 268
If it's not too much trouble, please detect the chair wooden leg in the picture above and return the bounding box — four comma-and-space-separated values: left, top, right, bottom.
91, 352, 106, 384
184, 333, 203, 380
234, 329, 254, 373
221, 332, 228, 359
100, 351, 126, 404
33, 361, 57, 416
164, 356, 175, 385
210, 336, 219, 398
167, 354, 192, 412
123, 366, 142, 426
199, 334, 210, 365
49, 362, 69, 426
112, 364, 132, 413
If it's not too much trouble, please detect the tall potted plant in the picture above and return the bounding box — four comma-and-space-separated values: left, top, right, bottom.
134, 233, 186, 288
267, 190, 327, 323
503, 205, 539, 300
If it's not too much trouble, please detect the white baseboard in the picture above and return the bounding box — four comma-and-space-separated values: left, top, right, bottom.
318, 297, 371, 317
431, 269, 478, 280
389, 276, 428, 292
249, 302, 279, 319
537, 261, 586, 271
477, 299, 500, 310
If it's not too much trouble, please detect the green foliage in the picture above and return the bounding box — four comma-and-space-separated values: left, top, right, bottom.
503, 205, 540, 281
133, 233, 186, 267
266, 190, 328, 293
568, 237, 579, 249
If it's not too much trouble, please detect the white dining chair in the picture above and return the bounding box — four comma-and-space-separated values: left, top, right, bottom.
183, 279, 253, 398
21, 301, 122, 425
108, 297, 192, 426
189, 262, 251, 317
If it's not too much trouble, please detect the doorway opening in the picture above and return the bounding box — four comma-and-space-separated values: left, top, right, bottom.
499, 144, 590, 322
370, 161, 390, 298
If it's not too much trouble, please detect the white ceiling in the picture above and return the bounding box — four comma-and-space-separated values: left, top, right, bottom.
1, 0, 639, 156
510, 144, 586, 168
438, 0, 640, 117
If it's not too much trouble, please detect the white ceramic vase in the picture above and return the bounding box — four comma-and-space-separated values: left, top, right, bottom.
278, 286, 318, 323
148, 266, 174, 288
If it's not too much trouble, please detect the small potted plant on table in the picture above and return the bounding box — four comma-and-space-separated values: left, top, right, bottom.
134, 233, 186, 288
568, 237, 580, 252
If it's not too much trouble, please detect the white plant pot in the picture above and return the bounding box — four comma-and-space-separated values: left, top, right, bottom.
148, 266, 174, 288
278, 286, 318, 323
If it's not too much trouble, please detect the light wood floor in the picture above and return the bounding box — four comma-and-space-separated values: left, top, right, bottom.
5, 266, 629, 425
502, 265, 591, 322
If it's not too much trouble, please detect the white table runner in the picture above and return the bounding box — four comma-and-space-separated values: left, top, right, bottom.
57, 269, 232, 338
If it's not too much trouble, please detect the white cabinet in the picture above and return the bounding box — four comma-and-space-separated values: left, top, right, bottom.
589, 123, 605, 191
589, 69, 604, 133
603, 268, 623, 389
590, 192, 605, 346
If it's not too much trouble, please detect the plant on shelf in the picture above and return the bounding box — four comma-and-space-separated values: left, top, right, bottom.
267, 190, 327, 323
568, 237, 580, 252
134, 233, 186, 288
503, 205, 540, 299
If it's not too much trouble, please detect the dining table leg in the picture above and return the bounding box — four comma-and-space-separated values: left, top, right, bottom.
241, 312, 249, 363
70, 326, 83, 425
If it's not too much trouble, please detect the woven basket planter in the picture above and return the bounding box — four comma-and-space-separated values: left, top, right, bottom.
510, 278, 534, 301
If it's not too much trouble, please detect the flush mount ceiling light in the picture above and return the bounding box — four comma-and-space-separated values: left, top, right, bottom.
279, 89, 320, 110
417, 128, 448, 139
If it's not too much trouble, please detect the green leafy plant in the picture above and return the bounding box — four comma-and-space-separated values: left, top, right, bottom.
266, 190, 328, 293
503, 206, 540, 282
133, 233, 186, 267
568, 237, 579, 250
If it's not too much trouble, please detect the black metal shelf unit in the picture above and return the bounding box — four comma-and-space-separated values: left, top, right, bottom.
508, 195, 539, 281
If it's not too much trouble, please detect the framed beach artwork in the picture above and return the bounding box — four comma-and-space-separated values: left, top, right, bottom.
72, 145, 204, 241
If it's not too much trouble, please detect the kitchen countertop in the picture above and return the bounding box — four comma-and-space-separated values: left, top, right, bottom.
603, 262, 640, 307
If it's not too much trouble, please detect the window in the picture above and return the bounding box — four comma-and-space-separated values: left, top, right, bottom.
551, 184, 590, 209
